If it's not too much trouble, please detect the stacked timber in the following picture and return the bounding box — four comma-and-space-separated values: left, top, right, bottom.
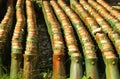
70, 0, 120, 79
23, 0, 38, 79
42, 1, 66, 79
0, 0, 14, 78
58, 0, 99, 79
50, 1, 83, 79
10, 0, 25, 78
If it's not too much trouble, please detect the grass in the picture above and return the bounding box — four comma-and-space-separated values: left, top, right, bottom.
0, 72, 92, 79
0, 74, 23, 79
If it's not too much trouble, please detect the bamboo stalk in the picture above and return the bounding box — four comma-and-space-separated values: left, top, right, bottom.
97, 0, 120, 21
80, 0, 120, 59
58, 0, 99, 79
70, 53, 83, 79
50, 1, 83, 79
0, 49, 4, 78
88, 0, 120, 34
112, 6, 120, 11
0, 0, 14, 77
23, 0, 38, 79
10, 0, 25, 78
95, 33, 120, 79
71, 1, 119, 79
42, 1, 66, 79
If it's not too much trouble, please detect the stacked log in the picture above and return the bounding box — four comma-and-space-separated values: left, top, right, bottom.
0, 0, 14, 78
58, 0, 99, 79
10, 0, 25, 78
50, 1, 83, 79
70, 0, 120, 79
42, 1, 66, 79
23, 0, 38, 79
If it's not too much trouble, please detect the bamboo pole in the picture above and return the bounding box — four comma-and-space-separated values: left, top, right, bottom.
0, 0, 14, 78
87, 0, 120, 34
95, 33, 120, 79
0, 48, 4, 78
58, 0, 99, 79
23, 0, 38, 79
42, 1, 66, 79
10, 0, 25, 78
71, 1, 120, 79
80, 0, 120, 59
97, 0, 120, 21
50, 1, 83, 79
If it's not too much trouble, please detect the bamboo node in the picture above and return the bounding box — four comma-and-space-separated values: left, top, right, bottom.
112, 61, 116, 65
91, 61, 95, 65
26, 58, 30, 61
58, 57, 61, 61
76, 59, 79, 63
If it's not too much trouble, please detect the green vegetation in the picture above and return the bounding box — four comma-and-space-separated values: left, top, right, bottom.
1, 74, 22, 79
